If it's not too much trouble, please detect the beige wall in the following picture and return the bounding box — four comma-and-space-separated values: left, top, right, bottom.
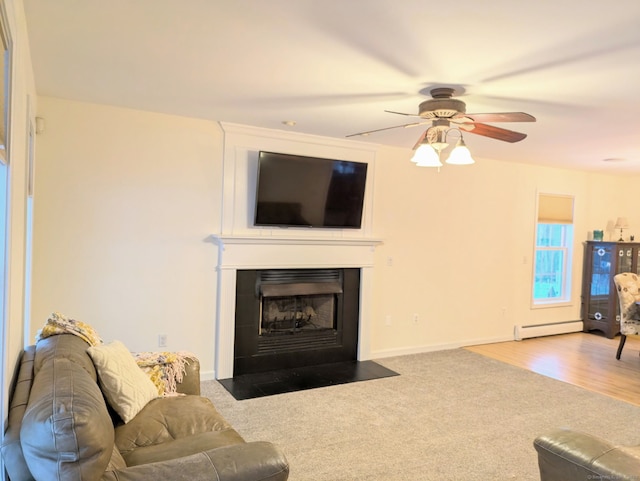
30, 95, 640, 377
373, 147, 563, 353
31, 97, 224, 374
370, 146, 640, 355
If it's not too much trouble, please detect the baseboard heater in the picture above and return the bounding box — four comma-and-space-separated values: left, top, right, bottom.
513, 320, 583, 341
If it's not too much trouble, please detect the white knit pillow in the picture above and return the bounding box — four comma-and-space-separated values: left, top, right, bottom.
87, 340, 158, 423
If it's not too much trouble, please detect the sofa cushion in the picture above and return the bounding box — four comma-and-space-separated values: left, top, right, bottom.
88, 340, 159, 423
114, 395, 244, 464
33, 334, 99, 379
105, 445, 127, 472
100, 443, 290, 481
123, 429, 245, 466
20, 356, 115, 481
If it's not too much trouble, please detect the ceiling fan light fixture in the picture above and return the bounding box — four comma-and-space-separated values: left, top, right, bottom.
445, 137, 475, 165
347, 87, 535, 159
430, 141, 448, 152
411, 143, 442, 167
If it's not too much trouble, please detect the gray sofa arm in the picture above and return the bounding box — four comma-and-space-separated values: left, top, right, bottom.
176, 356, 201, 395
534, 428, 640, 481
101, 441, 289, 481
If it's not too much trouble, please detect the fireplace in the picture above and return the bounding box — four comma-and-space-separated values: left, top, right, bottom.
261, 292, 336, 335
211, 235, 380, 379
233, 268, 360, 375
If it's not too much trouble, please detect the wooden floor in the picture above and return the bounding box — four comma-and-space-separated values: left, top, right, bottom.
465, 332, 640, 407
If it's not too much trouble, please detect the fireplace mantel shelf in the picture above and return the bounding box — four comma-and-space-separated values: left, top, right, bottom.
212, 235, 383, 248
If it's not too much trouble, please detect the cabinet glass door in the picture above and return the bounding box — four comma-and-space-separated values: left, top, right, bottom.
617, 246, 634, 273
589, 245, 612, 321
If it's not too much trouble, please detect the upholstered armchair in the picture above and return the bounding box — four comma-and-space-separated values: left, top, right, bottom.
613, 272, 640, 359
534, 428, 640, 481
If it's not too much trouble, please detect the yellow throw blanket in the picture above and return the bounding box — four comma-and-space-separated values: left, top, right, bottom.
36, 312, 103, 346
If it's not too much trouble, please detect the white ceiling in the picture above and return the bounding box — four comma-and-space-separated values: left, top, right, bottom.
22, 0, 640, 172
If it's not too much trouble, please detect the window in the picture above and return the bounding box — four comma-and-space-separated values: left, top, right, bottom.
532, 194, 574, 305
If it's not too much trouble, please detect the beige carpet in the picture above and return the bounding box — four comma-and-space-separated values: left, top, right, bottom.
201, 349, 640, 480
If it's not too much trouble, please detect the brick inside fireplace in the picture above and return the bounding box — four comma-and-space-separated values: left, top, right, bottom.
233, 268, 360, 375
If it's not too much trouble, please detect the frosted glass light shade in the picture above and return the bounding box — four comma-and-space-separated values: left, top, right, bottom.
411, 143, 442, 167
445, 138, 475, 165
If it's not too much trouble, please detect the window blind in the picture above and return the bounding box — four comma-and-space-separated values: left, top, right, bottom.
537, 194, 574, 224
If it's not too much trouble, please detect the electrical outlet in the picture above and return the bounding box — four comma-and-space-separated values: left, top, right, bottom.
385, 315, 392, 326
413, 313, 419, 323
158, 334, 167, 348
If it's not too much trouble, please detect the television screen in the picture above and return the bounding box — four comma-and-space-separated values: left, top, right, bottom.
254, 151, 368, 229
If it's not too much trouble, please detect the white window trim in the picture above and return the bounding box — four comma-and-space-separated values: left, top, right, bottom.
531, 192, 575, 309
532, 245, 571, 307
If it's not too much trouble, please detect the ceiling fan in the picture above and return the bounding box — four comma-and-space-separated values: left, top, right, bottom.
347, 87, 536, 150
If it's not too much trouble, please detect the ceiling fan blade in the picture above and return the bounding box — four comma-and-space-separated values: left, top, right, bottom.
346, 120, 430, 138
384, 109, 421, 117
460, 123, 528, 143
412, 131, 428, 150
465, 112, 536, 123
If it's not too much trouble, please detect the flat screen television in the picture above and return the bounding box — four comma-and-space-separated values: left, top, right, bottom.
254, 151, 368, 229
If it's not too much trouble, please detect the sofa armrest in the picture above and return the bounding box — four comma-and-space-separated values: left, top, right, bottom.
134, 352, 201, 396
534, 428, 640, 481
100, 441, 289, 481
176, 356, 201, 395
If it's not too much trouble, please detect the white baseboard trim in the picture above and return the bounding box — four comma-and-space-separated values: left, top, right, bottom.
370, 334, 514, 360
205, 327, 575, 378
513, 320, 583, 341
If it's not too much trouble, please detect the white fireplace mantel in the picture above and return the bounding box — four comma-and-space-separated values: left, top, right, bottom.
212, 234, 382, 379
214, 235, 382, 247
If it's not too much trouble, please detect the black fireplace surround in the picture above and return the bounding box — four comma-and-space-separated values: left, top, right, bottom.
233, 268, 360, 375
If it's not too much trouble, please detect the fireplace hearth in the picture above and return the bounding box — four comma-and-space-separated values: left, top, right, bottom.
233, 268, 360, 375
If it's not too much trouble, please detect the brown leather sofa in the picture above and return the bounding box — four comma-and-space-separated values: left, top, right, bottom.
534, 428, 640, 480
2, 334, 289, 481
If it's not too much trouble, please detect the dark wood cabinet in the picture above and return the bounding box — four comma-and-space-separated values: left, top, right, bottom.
581, 241, 640, 338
